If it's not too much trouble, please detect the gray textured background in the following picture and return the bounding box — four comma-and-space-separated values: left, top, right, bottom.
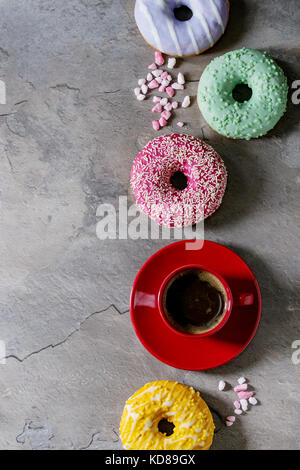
0, 0, 299, 450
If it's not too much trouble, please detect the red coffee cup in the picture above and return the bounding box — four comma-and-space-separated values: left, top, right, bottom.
158, 264, 254, 338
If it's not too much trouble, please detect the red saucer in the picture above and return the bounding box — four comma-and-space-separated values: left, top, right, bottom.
130, 240, 261, 370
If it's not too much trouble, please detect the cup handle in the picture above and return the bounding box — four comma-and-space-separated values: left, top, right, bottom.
234, 293, 254, 306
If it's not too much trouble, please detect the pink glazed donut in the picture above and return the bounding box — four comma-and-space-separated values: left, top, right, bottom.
131, 134, 227, 227
134, 0, 230, 56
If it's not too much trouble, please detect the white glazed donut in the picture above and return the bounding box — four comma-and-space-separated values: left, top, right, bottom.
134, 0, 230, 56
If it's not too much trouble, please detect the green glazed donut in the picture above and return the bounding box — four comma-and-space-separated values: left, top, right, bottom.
197, 48, 288, 140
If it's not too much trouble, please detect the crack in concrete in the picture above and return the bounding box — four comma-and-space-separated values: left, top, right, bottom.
50, 83, 81, 93
78, 429, 119, 450
5, 304, 129, 363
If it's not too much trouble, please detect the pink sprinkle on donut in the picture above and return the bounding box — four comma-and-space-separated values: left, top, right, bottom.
148, 63, 157, 70
159, 85, 166, 93
148, 79, 159, 89
234, 400, 241, 409
166, 86, 175, 98
172, 101, 178, 109
161, 71, 169, 80
130, 134, 227, 227
177, 122, 184, 128
155, 51, 165, 66
153, 96, 161, 103
152, 120, 160, 131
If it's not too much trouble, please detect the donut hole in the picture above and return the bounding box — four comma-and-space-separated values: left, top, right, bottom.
170, 171, 188, 190
174, 5, 193, 21
232, 83, 252, 103
158, 418, 175, 436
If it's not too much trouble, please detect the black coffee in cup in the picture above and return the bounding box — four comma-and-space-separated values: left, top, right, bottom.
163, 269, 227, 334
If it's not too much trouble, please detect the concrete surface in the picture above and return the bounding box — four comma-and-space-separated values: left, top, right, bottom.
0, 0, 299, 450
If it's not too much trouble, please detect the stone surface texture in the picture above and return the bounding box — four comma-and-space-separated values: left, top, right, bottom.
0, 0, 299, 450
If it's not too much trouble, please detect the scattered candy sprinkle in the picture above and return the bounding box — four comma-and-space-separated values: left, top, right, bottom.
238, 391, 254, 400
148, 79, 159, 89
218, 380, 226, 391
152, 120, 160, 131
155, 51, 165, 66
178, 72, 185, 85
172, 83, 184, 90
159, 116, 167, 127
168, 57, 176, 69
226, 416, 236, 423
152, 103, 162, 113
160, 97, 168, 106
226, 421, 233, 427
161, 110, 171, 120
182, 95, 191, 108
234, 384, 248, 392
134, 51, 191, 131
249, 397, 258, 406
216, 376, 259, 428
166, 86, 175, 98
152, 69, 163, 77
240, 399, 248, 412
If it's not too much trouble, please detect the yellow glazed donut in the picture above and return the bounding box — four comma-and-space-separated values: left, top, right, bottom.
120, 380, 215, 450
